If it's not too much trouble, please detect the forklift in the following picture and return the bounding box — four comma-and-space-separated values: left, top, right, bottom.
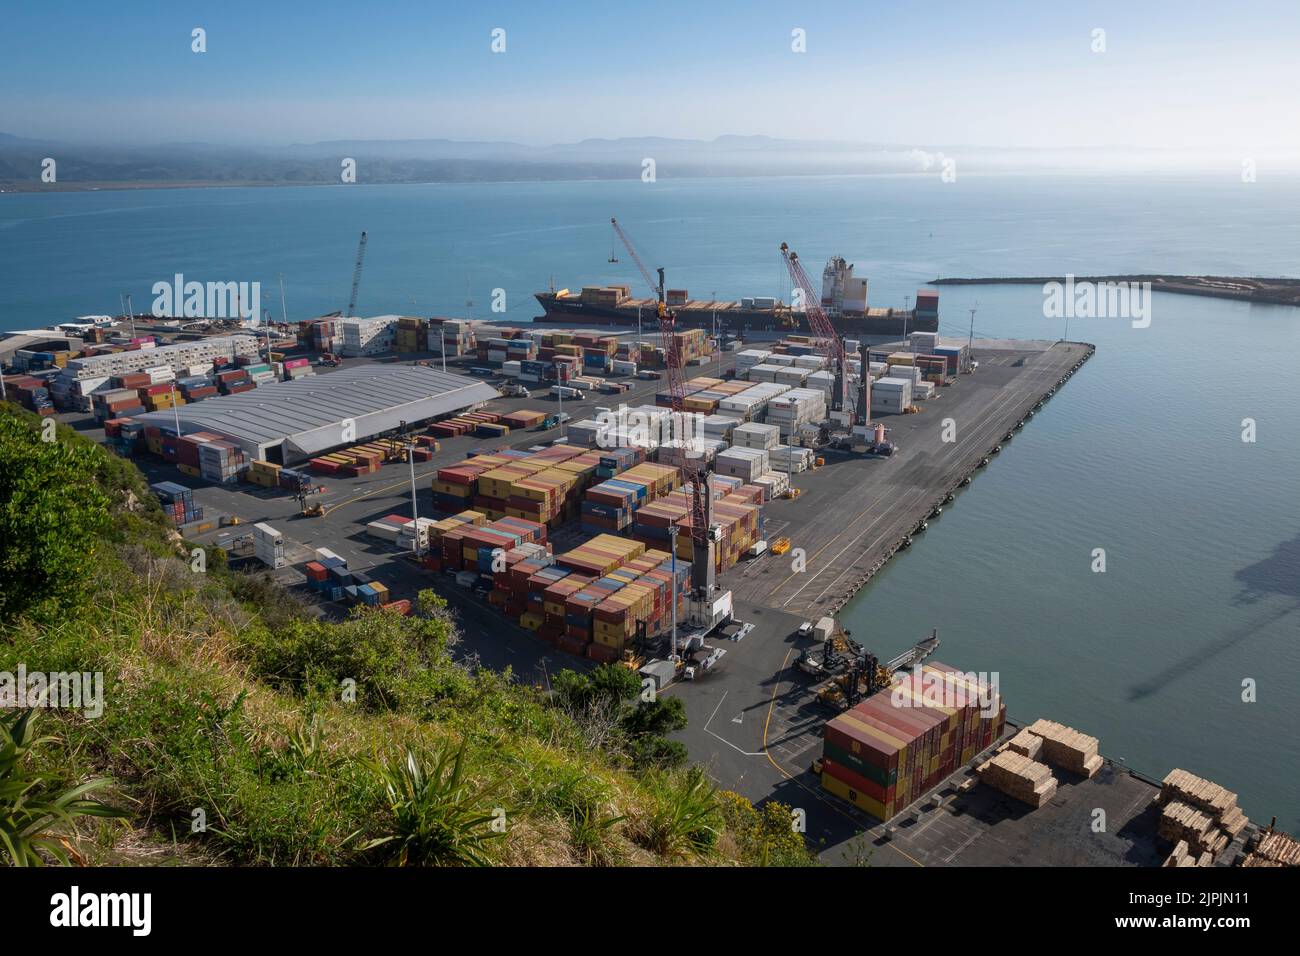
293, 474, 325, 518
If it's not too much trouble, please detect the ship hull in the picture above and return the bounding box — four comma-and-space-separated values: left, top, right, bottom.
532, 294, 937, 336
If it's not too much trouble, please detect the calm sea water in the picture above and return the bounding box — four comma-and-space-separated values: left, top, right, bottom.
4, 174, 1298, 826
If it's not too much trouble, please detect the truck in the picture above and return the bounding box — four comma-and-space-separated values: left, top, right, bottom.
550, 385, 584, 400
500, 383, 530, 398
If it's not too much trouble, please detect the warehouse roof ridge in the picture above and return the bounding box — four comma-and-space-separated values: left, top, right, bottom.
134, 363, 500, 461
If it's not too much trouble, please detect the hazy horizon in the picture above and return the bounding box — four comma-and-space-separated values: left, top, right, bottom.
3, 1, 1298, 156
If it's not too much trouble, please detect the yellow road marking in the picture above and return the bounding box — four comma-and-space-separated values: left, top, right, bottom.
761, 649, 924, 867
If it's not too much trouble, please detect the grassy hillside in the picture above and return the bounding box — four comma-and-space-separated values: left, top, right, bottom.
0, 404, 814, 867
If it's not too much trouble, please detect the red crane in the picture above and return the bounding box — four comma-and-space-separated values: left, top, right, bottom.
781, 242, 853, 415
610, 218, 712, 607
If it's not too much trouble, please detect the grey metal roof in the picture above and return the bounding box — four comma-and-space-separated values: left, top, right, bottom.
136, 364, 499, 460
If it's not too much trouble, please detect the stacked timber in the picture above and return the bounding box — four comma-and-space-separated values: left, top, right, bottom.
1158, 801, 1229, 857
1161, 839, 1194, 867
1159, 769, 1248, 837
1006, 728, 1044, 761
1025, 718, 1104, 777
976, 750, 1057, 808
1155, 768, 1250, 863
1241, 831, 1300, 867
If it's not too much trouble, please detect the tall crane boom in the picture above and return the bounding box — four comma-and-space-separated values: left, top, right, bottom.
609, 217, 713, 611
781, 242, 852, 414
611, 218, 661, 300
346, 231, 368, 318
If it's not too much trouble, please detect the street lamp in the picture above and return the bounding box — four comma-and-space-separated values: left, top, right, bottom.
668, 525, 679, 661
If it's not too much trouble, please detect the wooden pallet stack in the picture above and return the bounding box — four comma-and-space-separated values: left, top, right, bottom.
1024, 718, 1104, 777
976, 750, 1058, 808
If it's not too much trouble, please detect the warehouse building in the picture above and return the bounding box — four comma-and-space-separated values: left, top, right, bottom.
134, 364, 499, 464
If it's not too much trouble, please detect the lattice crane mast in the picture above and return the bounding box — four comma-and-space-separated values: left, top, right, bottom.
610, 219, 713, 602
346, 230, 368, 318
780, 242, 853, 415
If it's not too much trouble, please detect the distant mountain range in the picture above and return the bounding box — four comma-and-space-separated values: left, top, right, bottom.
0, 133, 1277, 191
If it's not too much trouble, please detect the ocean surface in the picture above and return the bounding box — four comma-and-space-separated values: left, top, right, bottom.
3, 174, 1298, 827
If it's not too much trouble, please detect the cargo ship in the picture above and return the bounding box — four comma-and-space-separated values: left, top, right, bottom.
534, 257, 939, 337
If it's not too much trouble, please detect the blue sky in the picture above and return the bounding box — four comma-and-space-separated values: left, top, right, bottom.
2, 0, 1298, 149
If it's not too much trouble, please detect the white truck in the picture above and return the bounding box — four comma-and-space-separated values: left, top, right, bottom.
501, 383, 530, 398
550, 385, 584, 400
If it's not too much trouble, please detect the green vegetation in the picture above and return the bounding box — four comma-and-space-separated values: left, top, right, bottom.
0, 708, 127, 866
0, 403, 815, 866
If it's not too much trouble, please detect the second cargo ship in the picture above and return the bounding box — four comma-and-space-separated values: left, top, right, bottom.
534, 256, 939, 337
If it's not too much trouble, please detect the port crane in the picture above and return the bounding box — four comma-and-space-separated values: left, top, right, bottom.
610, 217, 723, 655
781, 243, 853, 417
780, 244, 893, 453
346, 231, 368, 317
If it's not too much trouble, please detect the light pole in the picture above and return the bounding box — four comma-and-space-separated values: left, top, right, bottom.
668, 525, 679, 661
401, 420, 421, 557
554, 361, 569, 440
904, 295, 913, 353
440, 328, 447, 373
278, 273, 288, 325
169, 382, 182, 438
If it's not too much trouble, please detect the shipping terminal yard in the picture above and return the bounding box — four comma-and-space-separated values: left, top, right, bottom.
3, 245, 1295, 870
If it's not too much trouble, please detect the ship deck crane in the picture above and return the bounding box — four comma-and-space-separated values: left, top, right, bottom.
780, 243, 855, 420
346, 231, 368, 318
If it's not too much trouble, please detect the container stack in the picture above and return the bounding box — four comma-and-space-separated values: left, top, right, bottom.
670, 492, 762, 572
872, 377, 913, 415
427, 318, 475, 357
245, 459, 282, 488
976, 750, 1059, 808
252, 522, 287, 569
731, 422, 781, 451
768, 444, 815, 474
92, 387, 147, 423
715, 447, 769, 482
556, 533, 646, 578
298, 318, 337, 353
198, 439, 247, 484
365, 513, 415, 544
1023, 719, 1104, 778
417, 511, 488, 571
885, 364, 922, 385
700, 414, 742, 443
751, 471, 790, 502
280, 357, 314, 381
150, 481, 202, 525
215, 368, 254, 395
766, 388, 828, 439
821, 662, 1005, 821
339, 316, 398, 356
394, 316, 427, 353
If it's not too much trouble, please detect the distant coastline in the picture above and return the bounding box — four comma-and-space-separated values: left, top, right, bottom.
931, 275, 1300, 307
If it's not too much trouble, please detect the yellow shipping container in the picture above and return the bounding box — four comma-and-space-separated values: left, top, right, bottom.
821, 771, 893, 821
